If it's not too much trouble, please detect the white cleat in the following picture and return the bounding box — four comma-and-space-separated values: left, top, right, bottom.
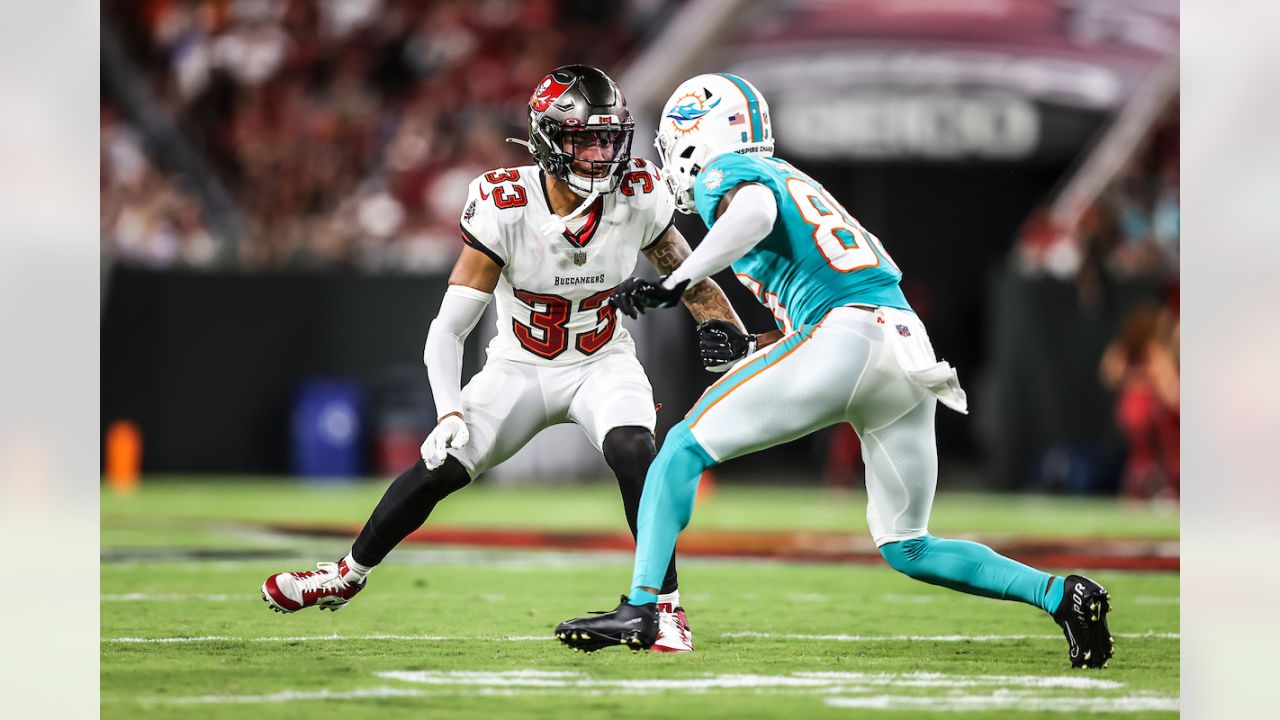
651, 603, 694, 653
261, 559, 365, 613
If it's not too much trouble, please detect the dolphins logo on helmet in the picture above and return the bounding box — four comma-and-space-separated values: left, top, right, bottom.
655, 73, 775, 214
664, 91, 721, 135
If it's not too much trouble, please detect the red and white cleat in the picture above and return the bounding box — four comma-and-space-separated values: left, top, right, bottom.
651, 602, 694, 653
261, 559, 365, 613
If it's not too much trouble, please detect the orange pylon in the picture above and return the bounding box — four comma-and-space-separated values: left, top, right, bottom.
105, 420, 142, 494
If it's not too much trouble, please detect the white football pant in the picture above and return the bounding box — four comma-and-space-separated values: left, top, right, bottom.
448, 348, 657, 477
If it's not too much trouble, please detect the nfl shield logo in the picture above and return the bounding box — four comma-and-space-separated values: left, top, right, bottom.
896, 324, 912, 337
573, 250, 588, 266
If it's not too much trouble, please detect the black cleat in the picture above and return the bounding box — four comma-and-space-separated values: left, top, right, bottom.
1053, 575, 1114, 669
555, 596, 658, 653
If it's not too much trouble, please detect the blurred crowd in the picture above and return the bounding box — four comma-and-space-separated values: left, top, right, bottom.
1015, 100, 1180, 289
101, 0, 668, 272
1013, 100, 1180, 500
1094, 105, 1180, 501
101, 103, 221, 268
1099, 298, 1179, 500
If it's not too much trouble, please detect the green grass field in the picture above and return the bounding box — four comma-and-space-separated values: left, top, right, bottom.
102, 479, 1180, 718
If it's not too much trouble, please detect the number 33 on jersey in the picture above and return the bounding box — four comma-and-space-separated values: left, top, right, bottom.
459, 159, 675, 364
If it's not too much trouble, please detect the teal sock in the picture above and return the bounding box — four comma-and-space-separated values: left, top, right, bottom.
1044, 575, 1065, 614
627, 589, 658, 606
880, 534, 1062, 615
629, 421, 716, 597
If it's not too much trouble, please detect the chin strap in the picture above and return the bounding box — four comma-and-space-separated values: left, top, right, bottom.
506, 138, 602, 237
540, 187, 600, 238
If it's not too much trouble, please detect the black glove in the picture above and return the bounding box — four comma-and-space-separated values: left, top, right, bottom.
697, 320, 756, 372
610, 275, 690, 319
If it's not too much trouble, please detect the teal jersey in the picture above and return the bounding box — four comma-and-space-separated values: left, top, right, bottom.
692, 153, 910, 330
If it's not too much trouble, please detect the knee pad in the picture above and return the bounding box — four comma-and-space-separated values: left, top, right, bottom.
657, 420, 718, 477
878, 534, 935, 576
404, 456, 471, 504
429, 456, 472, 497
602, 426, 656, 476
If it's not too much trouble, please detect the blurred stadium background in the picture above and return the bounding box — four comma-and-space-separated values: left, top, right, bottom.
101, 0, 1178, 499
99, 0, 1180, 715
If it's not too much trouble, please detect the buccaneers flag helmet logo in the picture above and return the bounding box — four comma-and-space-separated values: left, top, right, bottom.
530, 73, 573, 113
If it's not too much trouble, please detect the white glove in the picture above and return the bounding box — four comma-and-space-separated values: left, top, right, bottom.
420, 413, 469, 470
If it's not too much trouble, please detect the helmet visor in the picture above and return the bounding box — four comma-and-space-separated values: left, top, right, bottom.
561, 128, 632, 179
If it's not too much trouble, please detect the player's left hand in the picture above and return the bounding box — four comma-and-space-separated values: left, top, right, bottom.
610, 275, 690, 319
421, 413, 469, 470
698, 320, 756, 372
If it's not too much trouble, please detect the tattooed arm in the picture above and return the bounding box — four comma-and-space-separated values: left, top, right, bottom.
642, 225, 745, 331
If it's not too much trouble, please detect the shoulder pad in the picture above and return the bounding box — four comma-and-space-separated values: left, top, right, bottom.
469, 167, 535, 223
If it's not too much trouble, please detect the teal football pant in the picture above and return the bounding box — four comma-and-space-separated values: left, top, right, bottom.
630, 307, 1063, 614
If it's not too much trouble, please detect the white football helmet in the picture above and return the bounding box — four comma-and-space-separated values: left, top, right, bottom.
655, 73, 774, 214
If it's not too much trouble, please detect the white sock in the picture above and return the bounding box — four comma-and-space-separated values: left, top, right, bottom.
341, 553, 373, 581
657, 590, 681, 609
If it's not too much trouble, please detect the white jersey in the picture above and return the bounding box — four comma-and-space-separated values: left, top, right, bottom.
459, 158, 675, 366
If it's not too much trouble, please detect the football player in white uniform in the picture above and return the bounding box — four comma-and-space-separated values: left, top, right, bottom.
261, 65, 742, 653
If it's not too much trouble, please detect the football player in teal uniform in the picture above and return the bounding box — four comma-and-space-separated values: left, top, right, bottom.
556, 73, 1114, 669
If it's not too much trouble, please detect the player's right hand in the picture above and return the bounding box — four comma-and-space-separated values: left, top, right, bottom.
611, 276, 690, 319
421, 413, 469, 469
697, 320, 756, 372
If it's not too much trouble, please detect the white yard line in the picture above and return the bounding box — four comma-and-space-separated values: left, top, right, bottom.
147, 686, 431, 705
377, 669, 1124, 691
101, 591, 1178, 608
826, 693, 1180, 712
105, 630, 1178, 644
783, 593, 832, 602
794, 671, 1123, 689
103, 593, 242, 602
107, 634, 550, 644
721, 631, 1179, 642
141, 670, 1177, 707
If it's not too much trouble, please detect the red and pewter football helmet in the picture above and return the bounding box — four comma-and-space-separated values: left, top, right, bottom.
522, 65, 635, 198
